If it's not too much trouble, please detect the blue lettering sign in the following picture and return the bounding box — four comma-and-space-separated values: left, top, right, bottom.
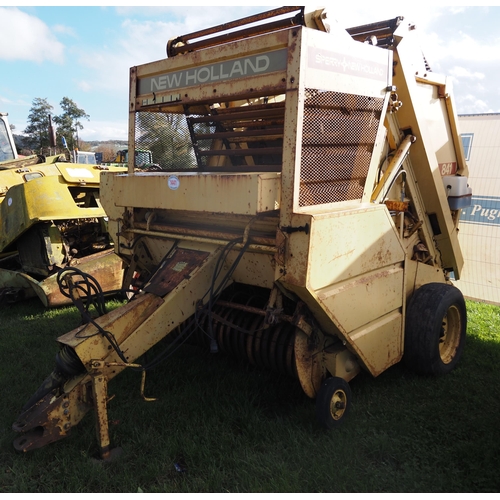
460, 195, 500, 226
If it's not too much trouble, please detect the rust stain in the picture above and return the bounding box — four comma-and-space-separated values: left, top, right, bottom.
294, 328, 323, 398
143, 248, 210, 296
44, 251, 125, 307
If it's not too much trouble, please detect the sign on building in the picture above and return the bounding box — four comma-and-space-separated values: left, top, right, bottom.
456, 114, 500, 305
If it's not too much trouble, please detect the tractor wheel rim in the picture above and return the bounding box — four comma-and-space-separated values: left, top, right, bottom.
330, 389, 347, 420
439, 304, 461, 364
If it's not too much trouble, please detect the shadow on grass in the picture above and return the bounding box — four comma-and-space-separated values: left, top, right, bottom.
0, 298, 499, 492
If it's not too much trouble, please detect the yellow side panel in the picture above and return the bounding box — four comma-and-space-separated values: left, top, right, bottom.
307, 204, 405, 289
285, 204, 406, 377
225, 251, 276, 289
347, 310, 403, 376
0, 177, 106, 250
316, 264, 404, 335
109, 172, 281, 215
56, 163, 101, 184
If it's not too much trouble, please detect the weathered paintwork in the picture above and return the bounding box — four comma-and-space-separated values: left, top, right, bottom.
109, 171, 281, 215
0, 156, 127, 306
13, 6, 469, 457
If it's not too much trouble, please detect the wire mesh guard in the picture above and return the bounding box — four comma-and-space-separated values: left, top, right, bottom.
134, 89, 384, 207
299, 89, 384, 206
135, 111, 196, 170
135, 99, 285, 172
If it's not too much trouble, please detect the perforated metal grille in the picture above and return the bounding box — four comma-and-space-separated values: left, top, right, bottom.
135, 111, 196, 170
299, 89, 384, 206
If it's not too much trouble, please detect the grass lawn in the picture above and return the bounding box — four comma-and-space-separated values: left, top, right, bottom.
0, 297, 499, 492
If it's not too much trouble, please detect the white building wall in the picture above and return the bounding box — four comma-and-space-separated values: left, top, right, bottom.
456, 113, 500, 305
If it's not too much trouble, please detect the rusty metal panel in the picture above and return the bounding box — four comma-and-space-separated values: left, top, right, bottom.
138, 48, 289, 97
12, 383, 91, 453
134, 30, 290, 106
303, 206, 405, 377
0, 249, 124, 308
404, 258, 446, 302
294, 328, 324, 398
58, 292, 165, 360
143, 248, 211, 296
39, 249, 125, 307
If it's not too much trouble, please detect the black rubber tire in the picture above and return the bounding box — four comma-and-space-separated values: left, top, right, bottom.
404, 283, 466, 376
316, 377, 351, 429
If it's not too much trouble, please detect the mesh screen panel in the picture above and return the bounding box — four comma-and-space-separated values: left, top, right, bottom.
135, 111, 196, 170
299, 89, 384, 206
135, 100, 285, 171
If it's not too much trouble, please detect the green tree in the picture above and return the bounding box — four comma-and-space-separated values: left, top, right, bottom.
23, 97, 54, 152
136, 112, 195, 169
53, 97, 90, 150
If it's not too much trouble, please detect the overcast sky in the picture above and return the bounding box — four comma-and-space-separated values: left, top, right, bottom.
1, 3, 500, 142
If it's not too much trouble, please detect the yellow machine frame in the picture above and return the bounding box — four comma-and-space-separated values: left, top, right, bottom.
13, 7, 470, 459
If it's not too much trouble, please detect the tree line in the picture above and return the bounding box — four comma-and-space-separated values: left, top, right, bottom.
19, 97, 197, 167
22, 97, 89, 153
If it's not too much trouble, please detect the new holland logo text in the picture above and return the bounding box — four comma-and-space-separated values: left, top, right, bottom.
138, 49, 288, 95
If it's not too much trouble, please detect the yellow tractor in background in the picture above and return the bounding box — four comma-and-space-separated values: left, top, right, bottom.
13, 6, 471, 459
0, 113, 127, 306
0, 112, 18, 163
112, 148, 154, 167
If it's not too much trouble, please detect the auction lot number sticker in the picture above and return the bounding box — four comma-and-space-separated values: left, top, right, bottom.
168, 175, 180, 190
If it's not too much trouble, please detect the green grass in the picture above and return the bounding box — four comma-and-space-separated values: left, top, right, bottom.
1, 298, 499, 492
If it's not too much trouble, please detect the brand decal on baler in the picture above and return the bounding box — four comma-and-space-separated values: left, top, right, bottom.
138, 48, 288, 95
308, 47, 387, 81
